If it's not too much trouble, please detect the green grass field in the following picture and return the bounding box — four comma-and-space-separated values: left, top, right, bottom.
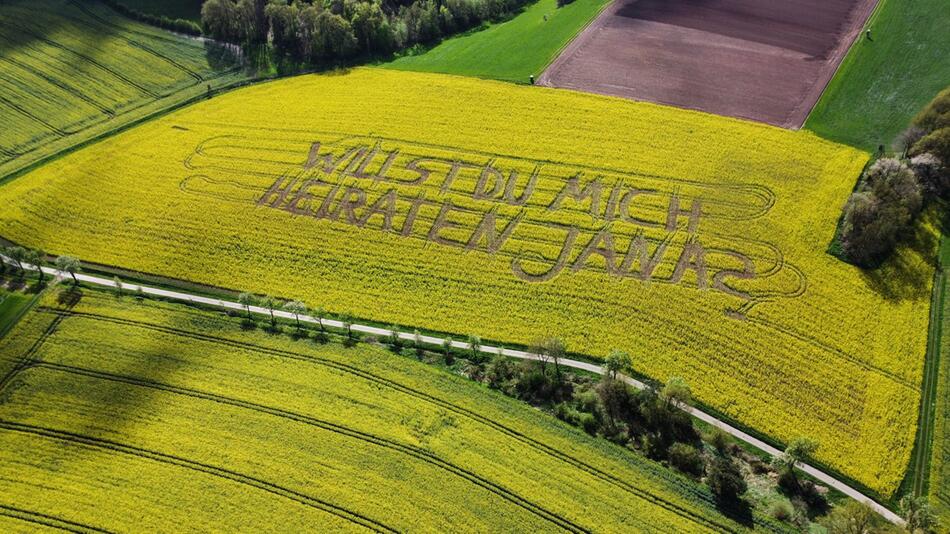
383, 0, 608, 82
0, 0, 245, 179
0, 289, 786, 532
119, 0, 204, 22
805, 0, 950, 150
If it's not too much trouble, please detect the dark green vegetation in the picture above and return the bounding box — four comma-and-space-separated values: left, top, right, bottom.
116, 0, 204, 22
0, 291, 33, 340
0, 0, 246, 179
805, 0, 950, 151
201, 0, 569, 70
384, 0, 608, 82
837, 88, 950, 266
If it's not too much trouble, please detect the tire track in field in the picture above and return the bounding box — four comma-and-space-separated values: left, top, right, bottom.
34, 361, 593, 534
63, 2, 203, 83
0, 504, 111, 533
36, 308, 747, 533
0, 56, 115, 117
0, 94, 66, 137
0, 23, 160, 98
0, 420, 395, 533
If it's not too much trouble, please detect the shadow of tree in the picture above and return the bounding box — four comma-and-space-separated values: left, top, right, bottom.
860, 209, 943, 302
715, 497, 755, 528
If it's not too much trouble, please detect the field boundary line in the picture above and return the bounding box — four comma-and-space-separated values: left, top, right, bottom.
0, 257, 905, 526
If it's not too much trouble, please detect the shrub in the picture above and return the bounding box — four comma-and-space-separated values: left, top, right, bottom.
668, 443, 703, 477
911, 127, 950, 168
912, 87, 950, 134
703, 427, 732, 455
768, 501, 793, 522
910, 153, 949, 198
707, 456, 747, 503
578, 412, 599, 435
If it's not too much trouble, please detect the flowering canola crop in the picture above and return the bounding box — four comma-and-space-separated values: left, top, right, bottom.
0, 68, 930, 495
0, 291, 773, 532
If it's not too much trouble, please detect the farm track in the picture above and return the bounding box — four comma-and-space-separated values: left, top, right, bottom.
0, 420, 396, 533
0, 504, 111, 533
32, 307, 749, 533
30, 360, 593, 534
909, 251, 946, 497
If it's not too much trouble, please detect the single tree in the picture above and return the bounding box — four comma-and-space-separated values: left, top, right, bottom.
773, 437, 818, 487
283, 300, 308, 330
113, 276, 123, 296
900, 495, 938, 534
341, 312, 354, 339
604, 349, 631, 379
55, 255, 81, 285
468, 334, 481, 359
33, 249, 47, 283
24, 249, 43, 282
6, 246, 26, 274
238, 292, 255, 320
313, 306, 326, 331
659, 376, 691, 410
260, 296, 277, 327
531, 337, 566, 380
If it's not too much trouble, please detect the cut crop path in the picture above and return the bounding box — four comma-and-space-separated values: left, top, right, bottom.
0, 68, 932, 497
0, 0, 245, 179
0, 291, 781, 532
805, 0, 950, 150
384, 0, 609, 82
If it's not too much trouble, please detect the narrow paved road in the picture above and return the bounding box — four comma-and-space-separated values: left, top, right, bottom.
7, 260, 905, 525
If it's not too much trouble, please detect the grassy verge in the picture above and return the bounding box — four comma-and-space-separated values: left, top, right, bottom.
383, 0, 609, 83
926, 234, 950, 523
0, 290, 39, 340
804, 0, 950, 151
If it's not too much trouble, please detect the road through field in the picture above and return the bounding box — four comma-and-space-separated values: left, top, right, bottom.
2, 257, 904, 526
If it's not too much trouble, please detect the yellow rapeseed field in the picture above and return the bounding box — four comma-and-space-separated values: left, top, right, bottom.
0, 68, 931, 495
0, 290, 776, 532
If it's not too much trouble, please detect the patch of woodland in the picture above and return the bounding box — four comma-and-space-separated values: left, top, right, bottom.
200, 0, 556, 72
835, 87, 950, 270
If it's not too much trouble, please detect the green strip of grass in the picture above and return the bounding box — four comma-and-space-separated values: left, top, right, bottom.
927, 233, 950, 524
382, 0, 609, 83
804, 0, 950, 150
0, 291, 37, 340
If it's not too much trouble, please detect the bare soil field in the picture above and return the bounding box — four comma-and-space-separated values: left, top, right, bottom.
539, 0, 877, 128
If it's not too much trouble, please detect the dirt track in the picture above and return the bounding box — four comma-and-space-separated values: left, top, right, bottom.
539, 0, 877, 128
